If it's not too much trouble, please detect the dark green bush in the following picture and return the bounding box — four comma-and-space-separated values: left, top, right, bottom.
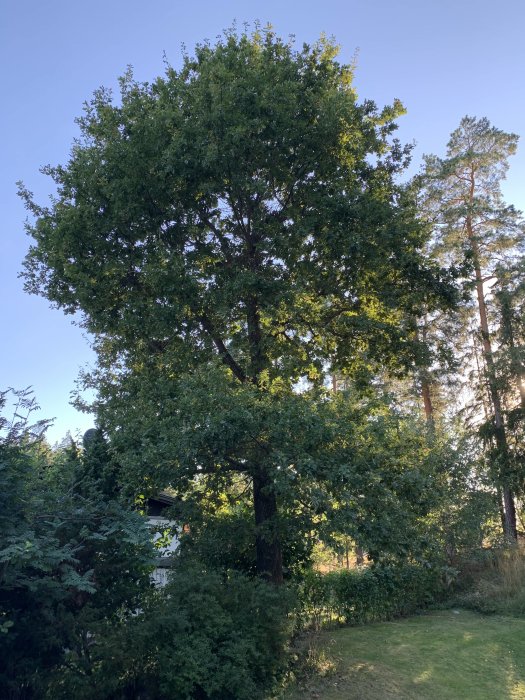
0, 394, 154, 700
50, 565, 294, 700
298, 563, 445, 627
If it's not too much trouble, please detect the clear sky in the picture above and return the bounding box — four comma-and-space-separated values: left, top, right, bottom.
2, 0, 524, 443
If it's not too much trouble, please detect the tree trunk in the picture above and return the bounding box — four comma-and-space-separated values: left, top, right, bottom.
416, 322, 435, 428
355, 545, 365, 566
253, 469, 283, 584
246, 280, 285, 582
498, 291, 525, 408
502, 486, 518, 540
496, 488, 506, 534
421, 374, 434, 425
467, 215, 517, 540
473, 337, 493, 426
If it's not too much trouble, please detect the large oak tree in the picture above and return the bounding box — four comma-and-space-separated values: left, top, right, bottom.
21, 29, 453, 582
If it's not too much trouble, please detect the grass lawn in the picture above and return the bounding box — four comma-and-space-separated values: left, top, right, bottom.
282, 610, 525, 699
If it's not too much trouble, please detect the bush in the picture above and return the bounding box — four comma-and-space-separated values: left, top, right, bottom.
297, 562, 445, 628
50, 565, 294, 700
0, 391, 154, 700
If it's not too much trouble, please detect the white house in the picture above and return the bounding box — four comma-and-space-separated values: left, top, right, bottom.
146, 491, 179, 586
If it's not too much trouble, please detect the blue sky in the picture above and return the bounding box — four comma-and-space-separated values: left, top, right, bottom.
2, 0, 524, 443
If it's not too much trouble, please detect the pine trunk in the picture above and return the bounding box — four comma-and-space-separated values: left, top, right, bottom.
417, 322, 435, 428
467, 215, 517, 540
421, 374, 434, 424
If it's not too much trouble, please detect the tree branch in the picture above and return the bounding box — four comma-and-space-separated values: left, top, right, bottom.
199, 314, 246, 383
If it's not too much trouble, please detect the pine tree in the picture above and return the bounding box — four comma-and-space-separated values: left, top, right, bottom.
421, 116, 525, 540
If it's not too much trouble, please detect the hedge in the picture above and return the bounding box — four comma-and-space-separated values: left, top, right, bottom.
297, 562, 445, 628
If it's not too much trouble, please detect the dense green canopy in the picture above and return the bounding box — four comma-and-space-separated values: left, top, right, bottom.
21, 29, 455, 581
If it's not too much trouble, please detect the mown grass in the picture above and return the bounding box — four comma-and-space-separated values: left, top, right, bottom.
281, 610, 525, 699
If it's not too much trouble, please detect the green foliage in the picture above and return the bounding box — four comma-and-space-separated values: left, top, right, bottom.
0, 389, 295, 700
145, 374, 457, 573
422, 428, 502, 560
19, 26, 456, 581
297, 562, 445, 628
430, 487, 500, 558
0, 390, 154, 699
49, 565, 294, 700
176, 498, 259, 575
21, 29, 438, 376
421, 116, 523, 271
489, 262, 525, 503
